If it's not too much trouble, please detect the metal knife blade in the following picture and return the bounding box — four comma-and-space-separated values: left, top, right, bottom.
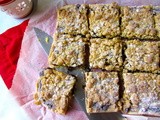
34, 27, 124, 120
34, 27, 53, 55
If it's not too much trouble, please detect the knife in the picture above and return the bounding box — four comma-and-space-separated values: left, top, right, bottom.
34, 27, 124, 120
34, 28, 53, 55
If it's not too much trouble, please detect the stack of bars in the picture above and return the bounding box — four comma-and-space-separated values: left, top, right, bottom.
34, 2, 160, 116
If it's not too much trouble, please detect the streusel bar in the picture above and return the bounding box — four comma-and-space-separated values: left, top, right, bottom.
48, 34, 86, 67
85, 72, 120, 113
85, 72, 119, 113
89, 2, 120, 38
124, 40, 160, 73
122, 73, 160, 116
34, 68, 76, 114
56, 4, 88, 35
121, 6, 157, 39
89, 37, 122, 71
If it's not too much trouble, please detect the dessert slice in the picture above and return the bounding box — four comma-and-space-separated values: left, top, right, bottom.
48, 34, 86, 67
85, 72, 120, 113
154, 6, 160, 38
121, 6, 157, 39
124, 40, 160, 73
122, 73, 160, 116
56, 4, 88, 36
89, 2, 120, 38
89, 37, 122, 71
34, 68, 76, 114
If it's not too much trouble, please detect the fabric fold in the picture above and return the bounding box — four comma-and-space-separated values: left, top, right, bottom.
0, 20, 29, 89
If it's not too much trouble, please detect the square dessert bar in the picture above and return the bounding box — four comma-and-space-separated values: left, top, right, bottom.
121, 6, 157, 39
124, 40, 160, 73
48, 34, 86, 67
89, 37, 123, 71
34, 68, 76, 114
89, 2, 120, 38
85, 72, 120, 113
56, 4, 88, 36
123, 73, 160, 116
154, 6, 160, 38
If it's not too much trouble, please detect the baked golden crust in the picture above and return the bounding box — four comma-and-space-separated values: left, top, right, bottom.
56, 4, 88, 36
89, 2, 120, 38
48, 34, 86, 67
122, 73, 160, 116
124, 40, 160, 73
121, 6, 157, 39
34, 68, 76, 114
85, 72, 120, 113
89, 37, 122, 71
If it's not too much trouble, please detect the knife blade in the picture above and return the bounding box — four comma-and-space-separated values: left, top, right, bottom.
34, 27, 124, 120
34, 27, 53, 55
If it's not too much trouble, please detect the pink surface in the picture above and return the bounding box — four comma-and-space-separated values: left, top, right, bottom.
10, 0, 160, 120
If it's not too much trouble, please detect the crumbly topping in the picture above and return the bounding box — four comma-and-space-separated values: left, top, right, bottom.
34, 68, 76, 114
123, 73, 160, 115
48, 35, 86, 67
124, 40, 160, 73
54, 34, 88, 42
121, 6, 157, 39
56, 4, 88, 35
89, 2, 120, 38
89, 37, 122, 71
85, 72, 120, 113
154, 6, 160, 38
